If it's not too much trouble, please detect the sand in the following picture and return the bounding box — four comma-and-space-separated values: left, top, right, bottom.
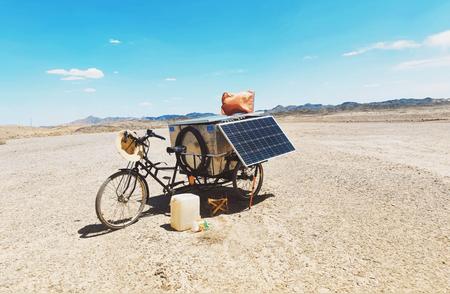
0, 122, 449, 293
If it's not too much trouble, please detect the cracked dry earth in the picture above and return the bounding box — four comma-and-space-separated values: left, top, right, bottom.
0, 122, 449, 293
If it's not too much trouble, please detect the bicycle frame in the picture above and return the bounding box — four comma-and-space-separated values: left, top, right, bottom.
133, 156, 183, 195
122, 130, 239, 196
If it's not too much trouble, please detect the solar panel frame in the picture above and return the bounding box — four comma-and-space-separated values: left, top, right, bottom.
218, 115, 295, 167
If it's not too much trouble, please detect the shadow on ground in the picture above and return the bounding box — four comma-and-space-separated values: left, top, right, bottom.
78, 223, 114, 238
78, 187, 274, 238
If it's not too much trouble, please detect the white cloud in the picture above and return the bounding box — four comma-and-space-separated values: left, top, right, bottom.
343, 40, 421, 57
343, 29, 450, 57
165, 77, 176, 81
113, 71, 119, 74
46, 68, 104, 80
61, 76, 85, 81
139, 102, 152, 107
109, 38, 121, 45
383, 40, 421, 50
303, 55, 318, 60
46, 69, 67, 75
425, 30, 450, 48
343, 49, 366, 57
83, 88, 96, 93
394, 55, 450, 70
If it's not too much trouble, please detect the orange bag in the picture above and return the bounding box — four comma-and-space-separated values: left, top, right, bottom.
221, 90, 255, 115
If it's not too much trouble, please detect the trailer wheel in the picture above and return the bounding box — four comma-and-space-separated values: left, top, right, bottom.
175, 126, 210, 176
232, 162, 263, 201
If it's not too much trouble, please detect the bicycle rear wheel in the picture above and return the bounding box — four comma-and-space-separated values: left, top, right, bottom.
232, 162, 264, 201
96, 170, 148, 230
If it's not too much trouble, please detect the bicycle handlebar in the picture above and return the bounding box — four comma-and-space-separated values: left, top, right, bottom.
146, 129, 166, 141
123, 129, 165, 149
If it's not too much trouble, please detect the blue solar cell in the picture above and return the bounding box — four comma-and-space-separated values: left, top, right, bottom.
218, 116, 295, 166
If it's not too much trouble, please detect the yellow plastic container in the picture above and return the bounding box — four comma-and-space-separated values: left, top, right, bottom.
170, 194, 200, 231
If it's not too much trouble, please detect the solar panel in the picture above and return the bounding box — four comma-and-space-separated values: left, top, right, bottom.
218, 116, 295, 167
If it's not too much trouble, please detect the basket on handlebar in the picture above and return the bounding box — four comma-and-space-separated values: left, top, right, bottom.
115, 130, 145, 162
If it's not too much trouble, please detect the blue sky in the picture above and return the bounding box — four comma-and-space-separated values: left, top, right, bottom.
1, 1, 450, 126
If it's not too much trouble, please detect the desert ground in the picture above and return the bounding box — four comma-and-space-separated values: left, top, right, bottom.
0, 121, 449, 293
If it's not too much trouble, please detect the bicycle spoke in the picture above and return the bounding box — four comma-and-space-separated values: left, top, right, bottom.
110, 201, 120, 222
119, 205, 125, 224
126, 203, 133, 220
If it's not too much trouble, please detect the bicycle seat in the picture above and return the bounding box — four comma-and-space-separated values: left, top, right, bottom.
166, 146, 186, 154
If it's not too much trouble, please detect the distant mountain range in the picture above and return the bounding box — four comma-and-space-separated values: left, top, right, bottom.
143, 112, 216, 121
69, 112, 215, 125
69, 98, 450, 125
266, 97, 450, 114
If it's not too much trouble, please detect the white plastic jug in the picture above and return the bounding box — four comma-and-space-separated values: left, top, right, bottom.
170, 193, 200, 231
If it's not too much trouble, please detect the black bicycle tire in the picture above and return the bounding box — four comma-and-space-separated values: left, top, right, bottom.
175, 126, 211, 176
232, 162, 264, 201
95, 170, 148, 230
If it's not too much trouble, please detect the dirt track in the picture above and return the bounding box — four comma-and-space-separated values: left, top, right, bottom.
0, 122, 449, 293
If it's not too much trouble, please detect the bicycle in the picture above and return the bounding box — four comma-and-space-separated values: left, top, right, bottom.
95, 129, 263, 230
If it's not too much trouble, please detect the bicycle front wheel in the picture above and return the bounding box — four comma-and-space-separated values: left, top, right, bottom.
96, 170, 148, 230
